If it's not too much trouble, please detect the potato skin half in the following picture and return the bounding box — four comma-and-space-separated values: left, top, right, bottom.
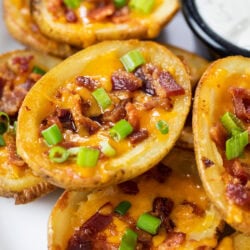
193, 56, 250, 233
31, 0, 179, 48
3, 0, 76, 58
17, 40, 191, 190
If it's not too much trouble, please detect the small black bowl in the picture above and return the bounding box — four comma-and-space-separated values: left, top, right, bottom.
182, 0, 250, 57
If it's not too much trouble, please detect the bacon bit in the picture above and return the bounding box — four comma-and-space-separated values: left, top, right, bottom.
162, 232, 186, 248
11, 55, 33, 74
47, 0, 64, 14
143, 96, 173, 111
210, 122, 228, 150
229, 87, 250, 122
75, 76, 98, 91
181, 200, 205, 217
102, 101, 127, 124
56, 108, 77, 132
159, 71, 185, 97
112, 70, 142, 91
65, 9, 78, 22
149, 163, 172, 183
135, 229, 152, 249
88, 3, 115, 21
111, 6, 129, 23
118, 180, 139, 195
129, 129, 149, 144
224, 159, 250, 185
125, 102, 140, 131
226, 183, 250, 209
201, 156, 214, 169
40, 114, 62, 133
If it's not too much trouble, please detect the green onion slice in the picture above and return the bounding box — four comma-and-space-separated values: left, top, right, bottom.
92, 87, 112, 111
49, 146, 70, 163
13, 121, 17, 134
32, 66, 46, 75
156, 120, 169, 134
41, 124, 63, 146
114, 201, 131, 215
77, 147, 100, 168
129, 0, 155, 14
120, 49, 145, 72
0, 135, 6, 147
110, 119, 133, 141
100, 141, 116, 157
119, 228, 137, 250
226, 130, 249, 160
0, 112, 10, 134
63, 0, 82, 8
221, 112, 244, 135
114, 0, 127, 8
136, 213, 161, 235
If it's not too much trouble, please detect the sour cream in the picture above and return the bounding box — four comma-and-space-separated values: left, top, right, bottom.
195, 0, 250, 50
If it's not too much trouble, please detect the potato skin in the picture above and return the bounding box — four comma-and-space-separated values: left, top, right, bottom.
31, 0, 179, 48
193, 56, 250, 233
17, 40, 191, 190
3, 0, 76, 58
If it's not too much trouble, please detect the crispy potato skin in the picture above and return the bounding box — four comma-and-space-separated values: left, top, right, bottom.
193, 56, 250, 233
48, 148, 222, 250
31, 0, 179, 48
3, 0, 76, 58
17, 40, 191, 190
0, 49, 60, 204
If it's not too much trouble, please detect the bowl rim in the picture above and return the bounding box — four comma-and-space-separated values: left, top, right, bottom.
182, 0, 250, 57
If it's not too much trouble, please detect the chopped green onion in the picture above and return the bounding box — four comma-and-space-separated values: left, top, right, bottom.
114, 201, 131, 215
0, 135, 5, 146
226, 130, 249, 160
92, 88, 112, 110
63, 0, 82, 8
41, 124, 63, 145
77, 147, 100, 168
13, 121, 17, 134
100, 141, 116, 157
49, 146, 70, 163
156, 120, 169, 134
119, 228, 137, 250
221, 112, 244, 135
136, 213, 161, 235
110, 119, 133, 141
32, 66, 46, 75
114, 0, 127, 8
129, 0, 155, 14
120, 50, 145, 72
0, 112, 10, 134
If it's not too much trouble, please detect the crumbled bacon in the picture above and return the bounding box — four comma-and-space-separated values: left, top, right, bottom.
136, 229, 152, 249
129, 129, 149, 144
118, 180, 139, 195
111, 6, 129, 23
102, 100, 127, 123
162, 232, 186, 248
143, 96, 173, 111
56, 108, 77, 132
229, 87, 250, 122
125, 102, 140, 131
112, 70, 142, 91
87, 3, 115, 21
201, 156, 214, 168
65, 9, 78, 22
209, 122, 228, 150
226, 183, 250, 209
11, 55, 33, 74
181, 200, 205, 217
149, 163, 172, 183
76, 76, 98, 91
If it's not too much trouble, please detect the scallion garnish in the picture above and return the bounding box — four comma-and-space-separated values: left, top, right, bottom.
32, 66, 46, 75
0, 135, 5, 147
110, 119, 133, 141
129, 0, 155, 14
114, 0, 127, 8
100, 141, 116, 157
92, 87, 112, 110
49, 146, 70, 163
114, 201, 131, 215
226, 130, 249, 160
0, 112, 10, 134
77, 147, 100, 167
221, 112, 244, 135
156, 120, 169, 134
120, 50, 145, 72
119, 228, 137, 250
136, 213, 161, 235
41, 124, 63, 145
63, 0, 82, 8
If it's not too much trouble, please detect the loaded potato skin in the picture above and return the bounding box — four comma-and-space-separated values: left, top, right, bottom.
193, 56, 250, 233
17, 40, 191, 190
31, 0, 179, 48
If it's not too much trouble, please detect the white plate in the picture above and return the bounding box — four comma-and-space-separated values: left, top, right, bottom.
0, 5, 209, 250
